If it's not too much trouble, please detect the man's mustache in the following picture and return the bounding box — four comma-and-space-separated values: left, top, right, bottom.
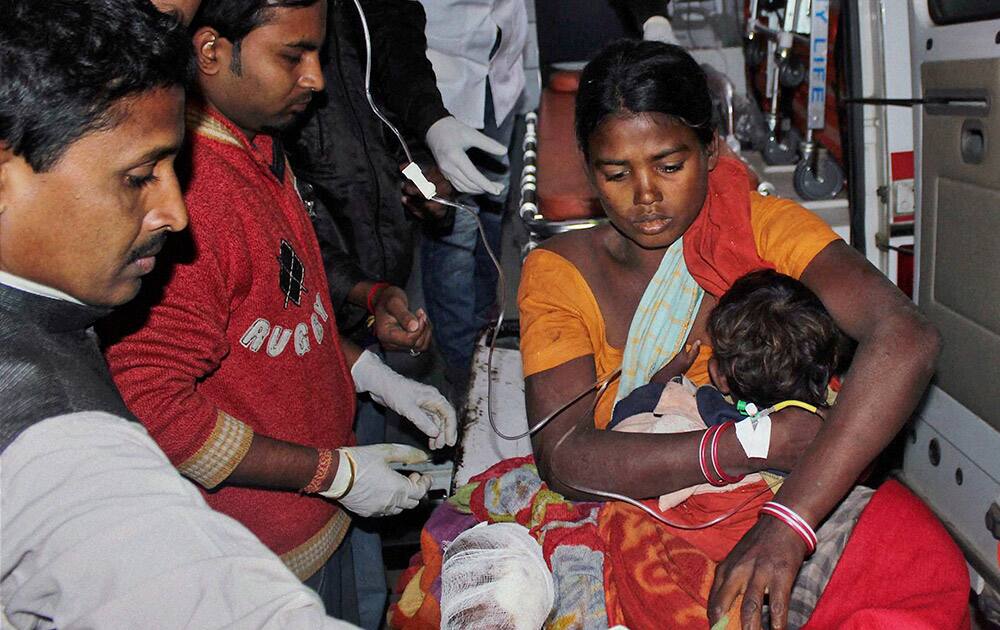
126, 233, 169, 264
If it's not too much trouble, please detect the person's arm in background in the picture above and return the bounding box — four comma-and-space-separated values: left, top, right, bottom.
364, 0, 448, 144
362, 0, 506, 195
306, 188, 431, 352
1, 412, 358, 630
708, 240, 941, 629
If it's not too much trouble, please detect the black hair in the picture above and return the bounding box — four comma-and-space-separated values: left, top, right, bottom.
575, 39, 715, 162
708, 269, 847, 408
191, 0, 320, 74
0, 0, 192, 173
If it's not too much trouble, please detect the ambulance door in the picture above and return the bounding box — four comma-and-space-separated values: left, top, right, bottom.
902, 0, 1000, 599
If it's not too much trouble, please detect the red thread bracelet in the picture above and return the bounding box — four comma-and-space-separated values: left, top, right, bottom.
365, 281, 391, 314
301, 448, 334, 494
760, 501, 818, 554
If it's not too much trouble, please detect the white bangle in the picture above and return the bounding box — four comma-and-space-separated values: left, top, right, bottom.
319, 449, 354, 500
760, 501, 818, 554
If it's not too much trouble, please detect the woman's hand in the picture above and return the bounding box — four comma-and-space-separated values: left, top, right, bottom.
763, 406, 822, 472
708, 515, 810, 630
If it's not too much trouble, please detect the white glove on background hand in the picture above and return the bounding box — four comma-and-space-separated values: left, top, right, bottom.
351, 350, 458, 449
643, 15, 680, 45
320, 444, 431, 517
424, 115, 506, 196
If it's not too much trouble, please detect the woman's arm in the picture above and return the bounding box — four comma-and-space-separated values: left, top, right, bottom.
526, 354, 819, 500
709, 240, 941, 629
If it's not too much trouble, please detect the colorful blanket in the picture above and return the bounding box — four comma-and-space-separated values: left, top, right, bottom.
389, 457, 756, 629
388, 457, 970, 630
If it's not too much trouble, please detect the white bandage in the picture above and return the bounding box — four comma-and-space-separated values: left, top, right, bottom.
734, 413, 772, 459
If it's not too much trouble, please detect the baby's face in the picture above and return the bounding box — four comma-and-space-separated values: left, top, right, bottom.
707, 356, 729, 394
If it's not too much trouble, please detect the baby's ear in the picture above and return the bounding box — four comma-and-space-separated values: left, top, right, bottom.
708, 357, 729, 394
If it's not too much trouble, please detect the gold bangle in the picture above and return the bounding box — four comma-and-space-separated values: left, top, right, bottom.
338, 449, 357, 500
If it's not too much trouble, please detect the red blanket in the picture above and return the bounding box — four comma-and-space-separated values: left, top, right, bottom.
804, 480, 970, 629
602, 479, 968, 629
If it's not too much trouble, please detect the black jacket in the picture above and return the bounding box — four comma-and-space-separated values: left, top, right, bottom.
288, 0, 448, 339
0, 284, 134, 454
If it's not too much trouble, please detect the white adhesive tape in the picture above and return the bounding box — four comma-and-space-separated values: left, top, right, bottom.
734, 413, 772, 459
401, 162, 437, 200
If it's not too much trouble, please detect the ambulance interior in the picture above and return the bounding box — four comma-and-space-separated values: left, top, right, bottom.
377, 1, 1000, 625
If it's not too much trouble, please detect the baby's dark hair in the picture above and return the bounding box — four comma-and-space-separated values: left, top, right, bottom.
708, 269, 845, 408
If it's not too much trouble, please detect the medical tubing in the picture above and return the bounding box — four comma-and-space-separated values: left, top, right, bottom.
548, 405, 776, 530
348, 0, 625, 455
350, 0, 414, 165
348, 0, 515, 445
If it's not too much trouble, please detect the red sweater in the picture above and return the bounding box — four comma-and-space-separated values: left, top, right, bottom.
104, 105, 355, 579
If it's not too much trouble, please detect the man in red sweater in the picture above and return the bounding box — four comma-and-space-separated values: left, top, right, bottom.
102, 0, 456, 623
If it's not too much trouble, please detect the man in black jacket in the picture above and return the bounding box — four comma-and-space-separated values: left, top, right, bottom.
288, 0, 504, 348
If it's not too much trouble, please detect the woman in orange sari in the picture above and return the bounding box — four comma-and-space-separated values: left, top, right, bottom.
519, 40, 956, 629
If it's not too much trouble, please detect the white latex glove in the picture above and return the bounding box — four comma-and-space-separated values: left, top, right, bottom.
351, 350, 458, 449
320, 444, 431, 517
424, 115, 506, 196
643, 15, 680, 45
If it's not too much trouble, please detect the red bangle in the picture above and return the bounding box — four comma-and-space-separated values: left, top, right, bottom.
301, 448, 334, 494
699, 425, 726, 486
760, 501, 818, 554
365, 282, 391, 314
710, 422, 746, 484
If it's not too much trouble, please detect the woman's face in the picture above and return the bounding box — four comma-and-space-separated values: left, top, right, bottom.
587, 111, 717, 250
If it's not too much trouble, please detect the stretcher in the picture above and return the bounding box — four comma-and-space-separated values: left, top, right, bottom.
518, 70, 605, 244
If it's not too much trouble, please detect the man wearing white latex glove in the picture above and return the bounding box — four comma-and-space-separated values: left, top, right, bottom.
418, 0, 529, 390
320, 443, 432, 517
351, 350, 458, 450
424, 115, 507, 196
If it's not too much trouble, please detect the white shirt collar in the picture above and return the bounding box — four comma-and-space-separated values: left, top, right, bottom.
0, 271, 85, 305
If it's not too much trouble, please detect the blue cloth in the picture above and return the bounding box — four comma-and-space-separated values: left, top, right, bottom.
608, 382, 667, 429
421, 82, 515, 380
615, 237, 703, 404
608, 382, 743, 430
695, 385, 745, 426
350, 398, 390, 629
